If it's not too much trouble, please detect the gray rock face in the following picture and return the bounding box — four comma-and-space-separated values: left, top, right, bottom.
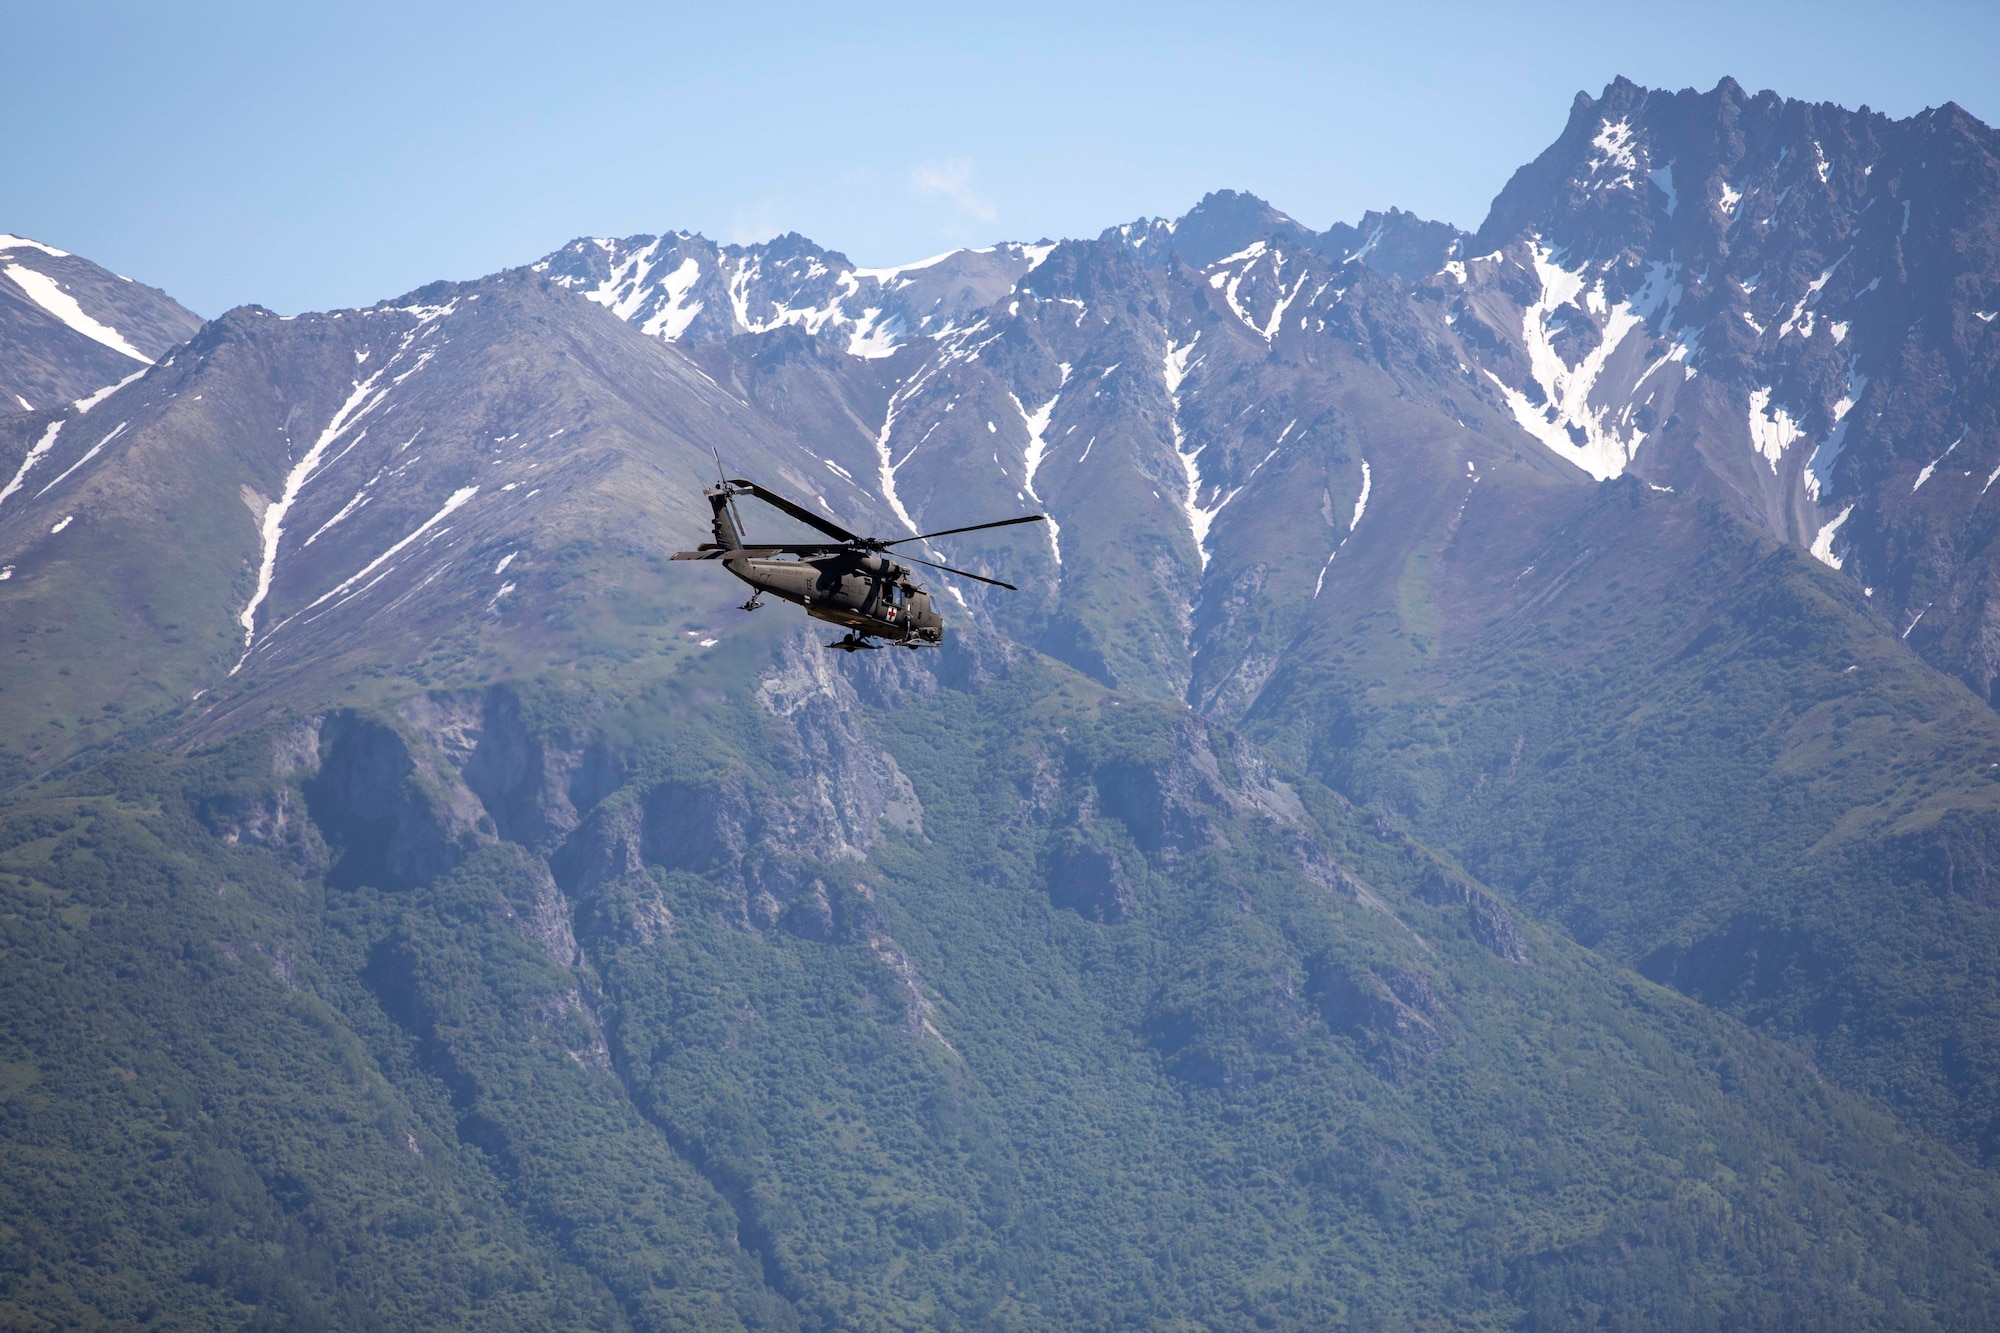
1317, 208, 1466, 282
1044, 832, 1135, 923
1308, 956, 1444, 1082
196, 718, 328, 878
0, 235, 201, 413
1418, 866, 1529, 963
755, 626, 924, 857
1091, 713, 1309, 861
303, 709, 493, 891
544, 627, 922, 934
399, 687, 622, 851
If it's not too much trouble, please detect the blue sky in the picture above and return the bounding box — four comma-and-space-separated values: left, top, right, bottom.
9, 1, 1996, 316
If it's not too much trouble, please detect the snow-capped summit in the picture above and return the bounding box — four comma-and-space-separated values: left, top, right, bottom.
534, 231, 1058, 357
1440, 77, 2000, 700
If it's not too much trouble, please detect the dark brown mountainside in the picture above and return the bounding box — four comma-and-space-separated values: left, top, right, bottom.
0, 234, 201, 413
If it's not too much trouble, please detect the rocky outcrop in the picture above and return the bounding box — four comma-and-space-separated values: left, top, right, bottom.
512, 857, 582, 968
1095, 714, 1308, 860
1309, 957, 1443, 1082
1043, 832, 1136, 923
1418, 866, 1529, 964
757, 629, 923, 857
397, 687, 625, 851
195, 718, 329, 878
549, 631, 926, 937
302, 710, 493, 891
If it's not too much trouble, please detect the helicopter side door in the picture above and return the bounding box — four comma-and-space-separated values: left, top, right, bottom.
871, 577, 908, 628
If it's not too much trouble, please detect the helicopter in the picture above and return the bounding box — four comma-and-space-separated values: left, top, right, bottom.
671, 472, 1045, 651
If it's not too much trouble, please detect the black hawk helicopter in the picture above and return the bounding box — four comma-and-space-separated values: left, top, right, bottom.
671, 472, 1044, 651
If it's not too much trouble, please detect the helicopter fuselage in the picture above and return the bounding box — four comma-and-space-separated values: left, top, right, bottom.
724, 549, 943, 646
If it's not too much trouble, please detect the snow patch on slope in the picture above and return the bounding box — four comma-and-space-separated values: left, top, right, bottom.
72, 368, 146, 414
233, 373, 388, 672
852, 249, 963, 281
1913, 430, 1966, 491
3, 264, 149, 362
0, 235, 70, 258
1314, 461, 1371, 599
1748, 388, 1805, 472
1810, 505, 1854, 570
1209, 245, 1310, 342
1648, 162, 1678, 215
1484, 247, 1679, 480
35, 422, 127, 498
0, 420, 62, 510
638, 256, 704, 339
1587, 119, 1639, 188
293, 486, 479, 623
1011, 363, 1069, 565
1805, 360, 1868, 502
1163, 334, 1223, 569
1779, 253, 1846, 340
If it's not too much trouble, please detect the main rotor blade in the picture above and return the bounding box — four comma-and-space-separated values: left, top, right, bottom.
722, 478, 860, 544
881, 513, 1046, 546
901, 553, 1018, 591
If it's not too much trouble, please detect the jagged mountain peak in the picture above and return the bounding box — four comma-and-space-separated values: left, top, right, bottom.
1318, 207, 1467, 282
1101, 189, 1320, 271
1470, 75, 1946, 260
1154, 189, 1316, 268
1439, 76, 2000, 704
1102, 193, 1467, 289
532, 228, 1057, 357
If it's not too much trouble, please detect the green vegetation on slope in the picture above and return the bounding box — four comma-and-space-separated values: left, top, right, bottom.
5, 645, 2000, 1329
1251, 479, 2000, 1167
0, 759, 632, 1329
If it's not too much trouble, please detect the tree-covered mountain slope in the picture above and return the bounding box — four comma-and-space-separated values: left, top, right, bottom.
8, 632, 2000, 1328
1246, 457, 2000, 1165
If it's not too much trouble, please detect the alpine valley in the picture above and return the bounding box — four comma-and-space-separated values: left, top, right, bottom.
6, 75, 2000, 1329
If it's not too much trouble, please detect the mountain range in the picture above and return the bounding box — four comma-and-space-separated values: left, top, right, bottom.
6, 75, 2000, 1328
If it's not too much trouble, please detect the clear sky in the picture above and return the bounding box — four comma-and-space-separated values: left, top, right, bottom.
9, 0, 1996, 317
